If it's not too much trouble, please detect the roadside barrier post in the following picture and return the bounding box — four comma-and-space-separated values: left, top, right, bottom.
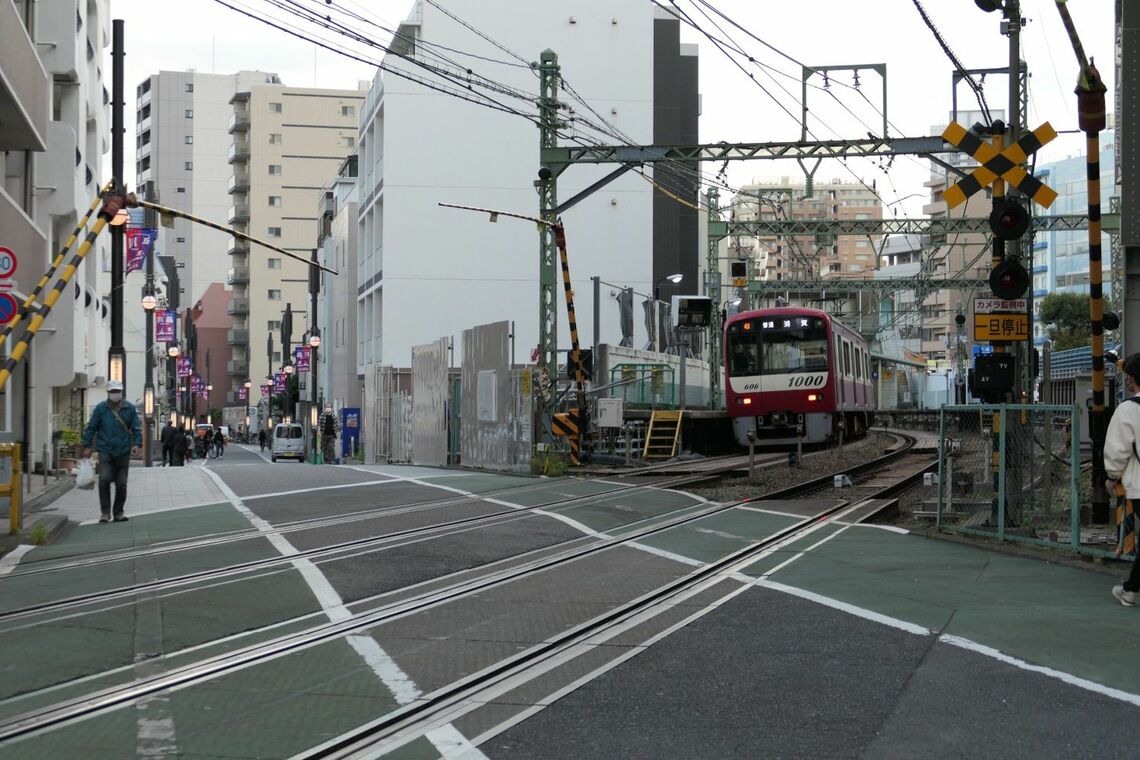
1, 444, 23, 534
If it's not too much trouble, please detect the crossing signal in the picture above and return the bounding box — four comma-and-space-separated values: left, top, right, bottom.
988, 199, 1030, 241
1104, 312, 1121, 331
989, 257, 1030, 299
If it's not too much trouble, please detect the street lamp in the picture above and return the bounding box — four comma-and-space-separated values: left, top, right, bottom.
167, 345, 180, 358
653, 273, 684, 302
141, 293, 158, 311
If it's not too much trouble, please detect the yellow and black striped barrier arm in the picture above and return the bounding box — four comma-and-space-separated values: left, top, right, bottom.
554, 223, 588, 465
0, 183, 112, 350
0, 198, 123, 392
136, 200, 340, 276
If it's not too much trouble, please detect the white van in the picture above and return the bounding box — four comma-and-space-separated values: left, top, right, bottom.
271, 423, 305, 462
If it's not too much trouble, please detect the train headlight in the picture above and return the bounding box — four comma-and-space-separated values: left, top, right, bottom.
807, 394, 818, 402
742, 397, 752, 405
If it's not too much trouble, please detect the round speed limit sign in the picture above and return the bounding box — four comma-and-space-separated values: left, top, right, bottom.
0, 247, 16, 280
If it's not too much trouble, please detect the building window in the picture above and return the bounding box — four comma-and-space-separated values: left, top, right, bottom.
176, 187, 185, 193
272, 351, 281, 363
184, 135, 193, 145
184, 161, 193, 171
268, 164, 282, 175
341, 105, 355, 117
269, 102, 282, 113
268, 289, 282, 300
185, 109, 193, 118
268, 195, 282, 207
267, 258, 282, 269
176, 237, 186, 243
185, 83, 193, 93
268, 320, 281, 331
267, 227, 282, 238
269, 133, 282, 144
341, 136, 354, 148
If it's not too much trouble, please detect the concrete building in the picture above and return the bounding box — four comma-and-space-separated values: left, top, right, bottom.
189, 283, 232, 418
729, 178, 883, 283
226, 82, 364, 406
355, 0, 700, 371
2, 0, 111, 474
1030, 124, 1116, 345
317, 156, 360, 416
135, 70, 282, 305
921, 111, 1002, 363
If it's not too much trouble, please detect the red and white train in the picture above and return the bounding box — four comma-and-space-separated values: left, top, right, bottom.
725, 307, 874, 446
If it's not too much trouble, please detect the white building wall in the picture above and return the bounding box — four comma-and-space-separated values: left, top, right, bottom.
31, 0, 110, 468
358, 0, 656, 368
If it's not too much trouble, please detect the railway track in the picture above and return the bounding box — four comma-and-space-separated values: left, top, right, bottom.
0, 433, 922, 744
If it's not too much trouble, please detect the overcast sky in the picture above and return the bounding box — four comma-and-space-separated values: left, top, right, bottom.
108, 0, 1116, 218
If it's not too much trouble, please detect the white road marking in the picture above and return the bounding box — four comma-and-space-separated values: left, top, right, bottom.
738, 505, 810, 518
832, 520, 910, 534
0, 544, 34, 575
199, 467, 488, 759
242, 479, 397, 501
752, 579, 932, 635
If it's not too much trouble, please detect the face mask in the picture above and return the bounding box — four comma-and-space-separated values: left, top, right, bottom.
108, 392, 122, 403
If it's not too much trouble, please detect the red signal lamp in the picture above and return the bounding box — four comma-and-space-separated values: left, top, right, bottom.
989, 257, 1030, 299
988, 199, 1030, 241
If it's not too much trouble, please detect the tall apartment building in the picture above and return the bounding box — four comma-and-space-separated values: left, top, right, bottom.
921, 111, 1005, 363
134, 70, 281, 305
1030, 125, 1116, 345
2, 0, 110, 473
227, 83, 363, 403
356, 0, 699, 370
729, 178, 883, 282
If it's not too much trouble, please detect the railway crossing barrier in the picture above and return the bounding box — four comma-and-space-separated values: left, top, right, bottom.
0, 444, 22, 534
934, 404, 1116, 558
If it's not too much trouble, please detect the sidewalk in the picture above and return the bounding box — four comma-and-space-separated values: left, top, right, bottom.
31, 461, 226, 526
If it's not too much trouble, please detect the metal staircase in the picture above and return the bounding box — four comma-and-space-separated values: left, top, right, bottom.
642, 410, 684, 461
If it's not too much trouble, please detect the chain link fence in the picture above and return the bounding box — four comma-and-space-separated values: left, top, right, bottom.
936, 404, 1111, 555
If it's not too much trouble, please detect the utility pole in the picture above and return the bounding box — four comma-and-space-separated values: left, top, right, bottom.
143, 187, 157, 467
536, 50, 563, 438
108, 20, 125, 387
266, 332, 274, 422
309, 249, 320, 462
705, 188, 728, 409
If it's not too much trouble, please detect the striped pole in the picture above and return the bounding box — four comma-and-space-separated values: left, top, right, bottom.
554, 223, 588, 465
0, 213, 114, 392
135, 200, 340, 276
1055, 1, 1110, 519
0, 183, 112, 349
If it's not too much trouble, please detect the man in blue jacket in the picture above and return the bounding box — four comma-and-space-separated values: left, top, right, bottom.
81, 380, 142, 523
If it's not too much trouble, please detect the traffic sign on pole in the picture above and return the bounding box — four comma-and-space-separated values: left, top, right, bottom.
0, 247, 17, 280
0, 293, 19, 324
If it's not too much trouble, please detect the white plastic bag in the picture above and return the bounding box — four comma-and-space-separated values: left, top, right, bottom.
75, 458, 95, 490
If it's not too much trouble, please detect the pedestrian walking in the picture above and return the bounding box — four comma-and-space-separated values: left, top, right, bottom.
173, 429, 190, 466
213, 428, 226, 459
258, 429, 266, 452
1106, 353, 1140, 606
160, 420, 177, 467
80, 380, 141, 523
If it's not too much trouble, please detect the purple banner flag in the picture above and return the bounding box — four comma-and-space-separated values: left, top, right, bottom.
125, 228, 157, 275
274, 373, 286, 393
177, 356, 191, 378
238, 385, 248, 401
294, 345, 310, 372
155, 309, 176, 343
261, 383, 272, 399
191, 376, 203, 396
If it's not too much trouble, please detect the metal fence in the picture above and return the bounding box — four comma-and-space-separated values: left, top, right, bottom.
935, 404, 1116, 556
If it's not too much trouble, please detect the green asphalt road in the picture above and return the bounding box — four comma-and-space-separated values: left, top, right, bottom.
2, 467, 1138, 758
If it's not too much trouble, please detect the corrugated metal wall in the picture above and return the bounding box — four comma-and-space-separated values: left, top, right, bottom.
461, 321, 532, 471
410, 337, 450, 466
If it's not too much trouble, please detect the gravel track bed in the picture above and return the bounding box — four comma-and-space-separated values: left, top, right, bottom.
685, 433, 895, 504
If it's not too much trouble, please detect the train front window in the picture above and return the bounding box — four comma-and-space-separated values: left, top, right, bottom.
759, 317, 828, 374
727, 332, 759, 376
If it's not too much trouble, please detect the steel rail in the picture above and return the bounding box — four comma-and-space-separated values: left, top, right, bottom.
0, 436, 917, 741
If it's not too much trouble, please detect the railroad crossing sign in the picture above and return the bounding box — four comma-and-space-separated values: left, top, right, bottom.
941, 122, 1059, 209
0, 246, 17, 324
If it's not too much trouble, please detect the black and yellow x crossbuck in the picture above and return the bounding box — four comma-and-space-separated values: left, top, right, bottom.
941, 122, 1059, 209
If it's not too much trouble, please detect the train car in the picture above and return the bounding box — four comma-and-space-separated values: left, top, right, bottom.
725, 307, 873, 445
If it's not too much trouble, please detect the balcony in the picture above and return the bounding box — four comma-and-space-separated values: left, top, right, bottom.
0, 0, 48, 150
227, 170, 249, 194
227, 359, 249, 376
227, 237, 250, 257
227, 139, 250, 164
227, 328, 250, 345
227, 203, 249, 224
227, 298, 249, 315
227, 266, 250, 285
227, 110, 250, 133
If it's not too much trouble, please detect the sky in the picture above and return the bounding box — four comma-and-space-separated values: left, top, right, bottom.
107, 0, 1117, 218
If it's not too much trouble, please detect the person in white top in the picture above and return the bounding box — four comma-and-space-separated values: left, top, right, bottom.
1105, 353, 1140, 606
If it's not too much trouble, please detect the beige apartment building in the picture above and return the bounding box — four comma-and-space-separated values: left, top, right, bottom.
226, 84, 363, 401
729, 178, 883, 282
